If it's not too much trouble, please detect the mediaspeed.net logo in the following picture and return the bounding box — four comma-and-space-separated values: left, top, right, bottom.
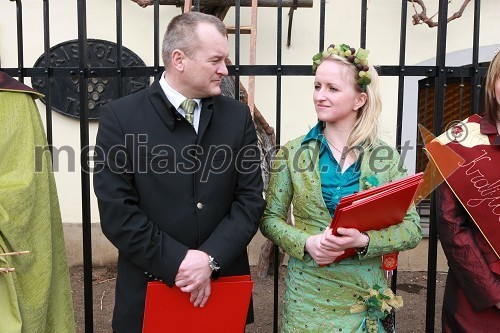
30, 122, 466, 196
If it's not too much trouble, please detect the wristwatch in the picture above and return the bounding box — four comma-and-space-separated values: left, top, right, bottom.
355, 232, 370, 256
208, 255, 220, 272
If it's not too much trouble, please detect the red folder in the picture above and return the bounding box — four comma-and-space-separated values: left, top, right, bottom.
142, 275, 253, 333
329, 172, 424, 262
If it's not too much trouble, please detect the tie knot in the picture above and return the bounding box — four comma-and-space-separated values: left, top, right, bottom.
181, 99, 197, 125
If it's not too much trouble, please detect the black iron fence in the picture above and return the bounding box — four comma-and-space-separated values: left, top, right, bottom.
2, 0, 492, 332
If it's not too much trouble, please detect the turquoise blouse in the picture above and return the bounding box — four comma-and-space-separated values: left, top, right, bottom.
302, 122, 360, 216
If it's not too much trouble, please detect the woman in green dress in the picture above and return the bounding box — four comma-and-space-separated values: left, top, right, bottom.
259, 44, 422, 333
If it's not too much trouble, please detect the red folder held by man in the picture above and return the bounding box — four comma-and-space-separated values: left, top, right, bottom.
329, 172, 424, 262
142, 275, 253, 332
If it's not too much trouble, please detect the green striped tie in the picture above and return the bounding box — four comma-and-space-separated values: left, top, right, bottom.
181, 99, 197, 126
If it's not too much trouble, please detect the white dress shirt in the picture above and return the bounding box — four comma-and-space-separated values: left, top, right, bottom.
159, 72, 201, 133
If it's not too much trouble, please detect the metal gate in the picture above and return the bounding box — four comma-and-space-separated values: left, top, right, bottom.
1, 0, 492, 332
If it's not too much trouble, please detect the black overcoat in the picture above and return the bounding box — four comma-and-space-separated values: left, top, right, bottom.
94, 77, 265, 332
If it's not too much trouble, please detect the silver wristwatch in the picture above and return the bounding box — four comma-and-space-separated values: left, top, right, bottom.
355, 232, 370, 255
208, 255, 220, 272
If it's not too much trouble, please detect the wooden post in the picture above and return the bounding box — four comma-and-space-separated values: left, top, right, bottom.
157, 0, 313, 7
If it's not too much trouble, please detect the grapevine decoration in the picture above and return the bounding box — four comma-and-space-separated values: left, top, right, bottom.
312, 43, 371, 91
350, 284, 403, 333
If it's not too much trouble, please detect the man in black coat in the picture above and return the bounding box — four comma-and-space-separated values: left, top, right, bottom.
94, 11, 266, 332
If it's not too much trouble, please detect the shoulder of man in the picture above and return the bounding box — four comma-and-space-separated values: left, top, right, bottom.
98, 84, 156, 122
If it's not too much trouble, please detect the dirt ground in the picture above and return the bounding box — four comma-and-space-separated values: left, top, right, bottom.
70, 266, 446, 333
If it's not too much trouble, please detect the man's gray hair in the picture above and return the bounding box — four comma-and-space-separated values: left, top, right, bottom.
162, 12, 227, 68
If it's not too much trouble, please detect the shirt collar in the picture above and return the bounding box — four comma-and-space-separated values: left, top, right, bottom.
159, 72, 201, 110
302, 121, 325, 145
480, 114, 500, 145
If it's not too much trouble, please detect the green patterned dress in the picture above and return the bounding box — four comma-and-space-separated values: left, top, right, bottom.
260, 129, 422, 333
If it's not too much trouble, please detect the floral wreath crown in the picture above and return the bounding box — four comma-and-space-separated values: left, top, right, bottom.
312, 43, 371, 91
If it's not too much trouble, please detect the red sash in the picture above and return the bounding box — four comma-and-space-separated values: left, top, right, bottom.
425, 116, 500, 260
444, 144, 500, 256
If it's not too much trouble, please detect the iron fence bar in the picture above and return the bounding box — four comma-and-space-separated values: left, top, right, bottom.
360, 0, 367, 48
273, 2, 284, 332
15, 0, 24, 82
233, 0, 241, 100
459, 78, 465, 120
425, 0, 449, 332
154, 0, 160, 75
3, 65, 487, 78
391, 2, 409, 319
396, 0, 408, 152
77, 1, 93, 332
423, 79, 430, 139
116, 0, 123, 97
42, 0, 53, 152
232, 65, 484, 77
470, 0, 481, 115
433, 0, 449, 143
318, 0, 325, 51
416, 79, 431, 172
391, 1, 409, 328
426, 193, 438, 333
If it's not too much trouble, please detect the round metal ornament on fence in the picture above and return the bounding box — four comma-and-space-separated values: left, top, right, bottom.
31, 39, 150, 120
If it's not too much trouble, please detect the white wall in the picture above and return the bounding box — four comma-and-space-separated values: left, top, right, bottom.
1, 0, 499, 227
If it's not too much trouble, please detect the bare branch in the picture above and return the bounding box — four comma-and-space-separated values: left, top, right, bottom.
409, 0, 471, 28
0, 267, 15, 274
93, 277, 117, 286
100, 291, 106, 310
0, 250, 29, 257
448, 0, 471, 23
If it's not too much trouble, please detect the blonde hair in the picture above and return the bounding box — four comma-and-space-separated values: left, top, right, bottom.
317, 55, 382, 151
484, 51, 500, 123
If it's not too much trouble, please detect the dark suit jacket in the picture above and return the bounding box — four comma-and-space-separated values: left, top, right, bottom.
93, 76, 266, 333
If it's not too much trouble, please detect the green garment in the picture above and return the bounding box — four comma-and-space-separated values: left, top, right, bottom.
260, 136, 422, 333
0, 89, 75, 333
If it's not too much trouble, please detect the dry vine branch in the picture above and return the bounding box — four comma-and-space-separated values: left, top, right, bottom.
1, 251, 29, 274
0, 250, 30, 257
0, 267, 15, 274
100, 291, 106, 310
93, 277, 117, 286
409, 0, 471, 28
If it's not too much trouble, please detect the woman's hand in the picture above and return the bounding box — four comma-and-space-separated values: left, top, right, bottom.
306, 228, 370, 265
305, 233, 344, 265
320, 227, 369, 251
